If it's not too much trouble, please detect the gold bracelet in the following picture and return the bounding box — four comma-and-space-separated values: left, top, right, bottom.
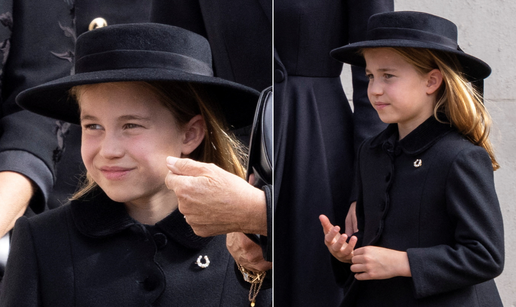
236, 262, 267, 307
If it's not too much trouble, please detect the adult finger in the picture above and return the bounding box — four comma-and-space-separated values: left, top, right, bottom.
166, 156, 214, 177
164, 170, 197, 194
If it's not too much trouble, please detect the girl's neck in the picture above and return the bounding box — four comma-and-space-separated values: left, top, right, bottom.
124, 190, 178, 225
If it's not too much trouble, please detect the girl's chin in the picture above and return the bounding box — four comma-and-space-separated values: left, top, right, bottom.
101, 189, 137, 204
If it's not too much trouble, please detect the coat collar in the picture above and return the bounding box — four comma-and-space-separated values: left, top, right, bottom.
70, 188, 213, 250
370, 114, 454, 155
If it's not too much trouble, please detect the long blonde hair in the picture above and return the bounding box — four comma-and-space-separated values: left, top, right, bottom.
390, 47, 499, 170
70, 81, 247, 199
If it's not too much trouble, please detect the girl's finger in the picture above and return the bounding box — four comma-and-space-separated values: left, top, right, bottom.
319, 214, 334, 234
324, 226, 341, 246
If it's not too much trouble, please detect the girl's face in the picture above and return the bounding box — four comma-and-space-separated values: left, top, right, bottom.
79, 82, 203, 207
363, 48, 441, 138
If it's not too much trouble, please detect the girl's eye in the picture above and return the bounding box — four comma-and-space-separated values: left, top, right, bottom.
84, 124, 102, 130
123, 123, 142, 129
366, 74, 374, 80
384, 74, 394, 79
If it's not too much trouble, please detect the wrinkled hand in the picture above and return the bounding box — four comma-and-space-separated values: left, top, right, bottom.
345, 201, 358, 237
165, 156, 267, 237
351, 246, 411, 280
320, 214, 357, 263
227, 232, 272, 272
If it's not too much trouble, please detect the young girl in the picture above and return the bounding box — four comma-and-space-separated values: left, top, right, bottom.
320, 11, 504, 306
0, 23, 270, 306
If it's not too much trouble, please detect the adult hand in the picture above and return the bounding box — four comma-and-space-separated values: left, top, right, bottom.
351, 246, 411, 280
345, 201, 358, 236
226, 232, 272, 272
320, 214, 357, 263
165, 156, 267, 237
0, 171, 34, 237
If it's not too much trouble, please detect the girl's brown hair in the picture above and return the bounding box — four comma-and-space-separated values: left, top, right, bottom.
389, 47, 499, 170
70, 81, 247, 199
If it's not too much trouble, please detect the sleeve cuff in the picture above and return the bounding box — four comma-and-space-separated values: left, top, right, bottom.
0, 150, 52, 213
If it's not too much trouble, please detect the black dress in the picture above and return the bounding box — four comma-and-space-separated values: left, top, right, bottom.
273, 1, 393, 306
0, 189, 271, 306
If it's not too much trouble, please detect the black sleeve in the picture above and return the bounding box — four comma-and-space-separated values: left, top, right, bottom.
0, 0, 74, 209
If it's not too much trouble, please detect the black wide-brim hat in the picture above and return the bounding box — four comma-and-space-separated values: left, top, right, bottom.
16, 23, 259, 128
330, 11, 491, 81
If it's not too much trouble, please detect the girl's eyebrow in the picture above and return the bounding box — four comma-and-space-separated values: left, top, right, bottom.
80, 114, 97, 121
118, 115, 152, 121
80, 114, 152, 122
366, 67, 398, 73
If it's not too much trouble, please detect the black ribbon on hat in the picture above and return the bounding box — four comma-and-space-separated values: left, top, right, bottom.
75, 50, 214, 76
367, 27, 458, 49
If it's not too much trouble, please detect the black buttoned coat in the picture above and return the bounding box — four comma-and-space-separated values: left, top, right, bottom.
334, 116, 504, 306
0, 189, 271, 306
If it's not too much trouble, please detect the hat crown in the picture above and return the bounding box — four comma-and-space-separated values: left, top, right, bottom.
367, 11, 458, 49
74, 23, 213, 76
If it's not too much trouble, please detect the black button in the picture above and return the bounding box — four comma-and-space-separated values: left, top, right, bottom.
274, 68, 285, 83
153, 233, 168, 249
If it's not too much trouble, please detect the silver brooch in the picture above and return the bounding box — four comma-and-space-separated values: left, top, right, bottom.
195, 255, 210, 269
414, 159, 422, 168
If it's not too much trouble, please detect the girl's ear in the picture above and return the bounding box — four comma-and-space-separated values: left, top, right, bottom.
426, 69, 443, 95
181, 114, 206, 156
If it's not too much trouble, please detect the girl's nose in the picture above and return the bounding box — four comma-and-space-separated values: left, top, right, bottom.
99, 132, 124, 159
368, 79, 383, 96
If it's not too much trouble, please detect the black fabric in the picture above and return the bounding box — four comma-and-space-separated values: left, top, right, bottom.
273, 1, 393, 306
336, 116, 504, 306
330, 11, 491, 81
0, 189, 271, 306
151, 0, 272, 93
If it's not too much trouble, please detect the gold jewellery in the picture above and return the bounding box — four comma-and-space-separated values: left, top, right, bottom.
236, 262, 267, 307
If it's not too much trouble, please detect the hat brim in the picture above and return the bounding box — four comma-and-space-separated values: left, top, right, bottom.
17, 68, 259, 129
330, 39, 491, 81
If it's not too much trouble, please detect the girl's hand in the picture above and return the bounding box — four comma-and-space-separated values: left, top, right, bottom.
319, 214, 357, 263
351, 246, 411, 280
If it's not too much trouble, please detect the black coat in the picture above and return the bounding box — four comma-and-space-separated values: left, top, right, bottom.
273, 1, 393, 306
0, 190, 271, 306
334, 116, 504, 306
0, 0, 152, 214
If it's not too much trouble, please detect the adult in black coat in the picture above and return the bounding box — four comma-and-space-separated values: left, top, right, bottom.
273, 1, 392, 305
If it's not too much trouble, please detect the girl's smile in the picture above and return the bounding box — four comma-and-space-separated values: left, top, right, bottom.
99, 166, 136, 181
